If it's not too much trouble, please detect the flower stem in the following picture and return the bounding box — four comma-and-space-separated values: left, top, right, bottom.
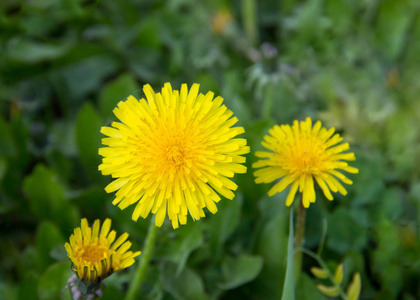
294, 198, 306, 283
242, 0, 258, 46
125, 218, 159, 300
281, 208, 295, 300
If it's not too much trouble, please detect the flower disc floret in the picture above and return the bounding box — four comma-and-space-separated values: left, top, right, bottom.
64, 219, 141, 283
99, 83, 249, 228
253, 117, 359, 208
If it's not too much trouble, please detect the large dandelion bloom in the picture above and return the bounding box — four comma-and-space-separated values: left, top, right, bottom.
99, 83, 249, 228
65, 218, 141, 283
253, 117, 359, 208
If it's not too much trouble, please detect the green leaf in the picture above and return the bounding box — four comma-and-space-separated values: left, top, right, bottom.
375, 0, 416, 60
295, 274, 327, 300
281, 209, 295, 300
70, 186, 109, 220
317, 284, 340, 297
9, 113, 29, 170
134, 17, 162, 49
220, 255, 263, 290
158, 224, 203, 276
0, 156, 7, 182
0, 280, 17, 300
23, 164, 65, 220
160, 263, 209, 300
75, 103, 103, 182
254, 204, 288, 299
310, 267, 328, 279
374, 288, 395, 300
325, 0, 355, 36
0, 116, 16, 157
36, 221, 66, 272
58, 54, 120, 101
37, 262, 73, 300
22, 164, 79, 230
6, 37, 72, 63
346, 273, 361, 300
26, 0, 57, 9
327, 207, 368, 254
99, 73, 138, 119
17, 272, 38, 300
334, 263, 344, 284
207, 193, 242, 258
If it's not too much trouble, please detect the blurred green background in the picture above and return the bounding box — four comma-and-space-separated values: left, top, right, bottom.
1, 0, 420, 299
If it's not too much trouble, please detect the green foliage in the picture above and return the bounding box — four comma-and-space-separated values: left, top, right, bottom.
160, 263, 209, 300
22, 164, 79, 231
75, 103, 103, 182
1, 0, 420, 299
220, 255, 263, 290
37, 262, 72, 300
35, 221, 66, 272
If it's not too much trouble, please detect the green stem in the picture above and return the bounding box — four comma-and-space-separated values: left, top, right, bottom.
125, 218, 159, 300
281, 208, 295, 300
300, 248, 349, 300
294, 197, 306, 283
317, 218, 328, 256
242, 0, 258, 46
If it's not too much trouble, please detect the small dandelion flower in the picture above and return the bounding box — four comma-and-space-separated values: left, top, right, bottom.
99, 83, 249, 228
253, 117, 359, 208
65, 219, 141, 285
211, 9, 233, 34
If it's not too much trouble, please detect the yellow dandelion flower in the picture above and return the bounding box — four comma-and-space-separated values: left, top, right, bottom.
253, 117, 359, 208
65, 218, 141, 283
211, 9, 233, 34
99, 83, 249, 229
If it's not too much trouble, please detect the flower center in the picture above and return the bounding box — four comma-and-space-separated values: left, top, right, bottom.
288, 141, 325, 174
166, 145, 186, 167
79, 244, 108, 266
296, 151, 317, 169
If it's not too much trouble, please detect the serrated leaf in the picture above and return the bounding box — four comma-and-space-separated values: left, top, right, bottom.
310, 267, 328, 279
334, 264, 344, 284
220, 255, 263, 290
346, 273, 361, 300
317, 284, 340, 297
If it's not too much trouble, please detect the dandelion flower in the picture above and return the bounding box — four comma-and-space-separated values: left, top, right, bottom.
99, 83, 249, 228
211, 9, 233, 34
65, 218, 141, 284
253, 117, 359, 208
